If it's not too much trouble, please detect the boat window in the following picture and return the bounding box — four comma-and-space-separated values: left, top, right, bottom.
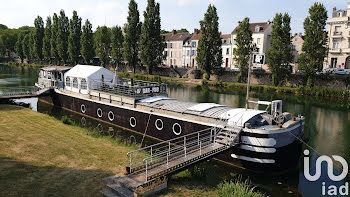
81, 104, 86, 114
97, 108, 103, 118
81, 79, 87, 90
108, 111, 115, 121
130, 117, 137, 128
155, 119, 163, 130
172, 123, 182, 135
73, 77, 78, 88
66, 77, 71, 87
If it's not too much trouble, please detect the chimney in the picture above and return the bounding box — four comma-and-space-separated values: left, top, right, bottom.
238, 21, 242, 24
172, 29, 177, 34
194, 28, 200, 34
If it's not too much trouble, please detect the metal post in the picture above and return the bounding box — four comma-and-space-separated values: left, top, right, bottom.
184, 136, 186, 158
151, 146, 153, 163
129, 153, 132, 174
200, 141, 202, 155
198, 132, 200, 146
168, 142, 171, 155
245, 53, 253, 110
167, 153, 169, 168
145, 160, 148, 181
210, 129, 213, 143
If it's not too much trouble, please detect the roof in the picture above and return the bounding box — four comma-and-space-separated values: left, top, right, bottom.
162, 32, 190, 41
40, 66, 72, 71
138, 96, 266, 127
65, 65, 113, 79
232, 22, 272, 34
191, 33, 201, 40
220, 34, 231, 39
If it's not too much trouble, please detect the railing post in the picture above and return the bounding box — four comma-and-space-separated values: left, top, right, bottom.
167, 153, 169, 168
151, 146, 153, 163
129, 153, 132, 174
198, 132, 200, 146
210, 129, 213, 143
200, 141, 202, 155
145, 160, 148, 181
168, 142, 171, 155
184, 136, 186, 158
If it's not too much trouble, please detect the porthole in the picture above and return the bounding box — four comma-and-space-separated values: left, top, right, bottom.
130, 117, 137, 128
97, 108, 103, 118
172, 123, 182, 136
155, 119, 163, 130
108, 111, 115, 121
81, 104, 86, 114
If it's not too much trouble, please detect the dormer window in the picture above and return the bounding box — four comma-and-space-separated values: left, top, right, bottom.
255, 25, 263, 32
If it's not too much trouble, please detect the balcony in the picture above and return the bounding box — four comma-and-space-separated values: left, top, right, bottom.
342, 48, 350, 53
333, 32, 343, 37
329, 48, 341, 53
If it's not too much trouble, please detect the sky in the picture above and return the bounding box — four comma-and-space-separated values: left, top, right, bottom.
0, 0, 348, 34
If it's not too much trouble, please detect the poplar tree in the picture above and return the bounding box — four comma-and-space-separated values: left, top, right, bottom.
51, 13, 59, 64
196, 4, 222, 78
22, 34, 31, 62
15, 33, 25, 63
299, 2, 327, 87
80, 19, 94, 64
57, 10, 69, 64
33, 16, 44, 61
95, 26, 111, 67
123, 0, 141, 73
266, 13, 293, 86
111, 25, 124, 68
42, 16, 52, 61
233, 17, 253, 82
68, 10, 82, 65
139, 0, 163, 74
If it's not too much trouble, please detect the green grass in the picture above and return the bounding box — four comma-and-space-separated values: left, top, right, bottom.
217, 179, 266, 197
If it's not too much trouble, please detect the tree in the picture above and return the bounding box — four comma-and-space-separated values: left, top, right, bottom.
0, 30, 18, 57
57, 10, 69, 64
80, 19, 94, 64
0, 24, 8, 30
299, 2, 327, 87
95, 26, 111, 67
266, 13, 293, 86
196, 4, 222, 78
15, 33, 25, 63
42, 16, 52, 61
139, 0, 163, 74
51, 13, 59, 64
22, 33, 31, 61
123, 0, 141, 73
111, 25, 124, 68
33, 16, 44, 61
233, 18, 253, 82
68, 10, 82, 65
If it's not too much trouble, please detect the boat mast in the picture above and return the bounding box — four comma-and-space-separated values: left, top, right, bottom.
245, 52, 253, 110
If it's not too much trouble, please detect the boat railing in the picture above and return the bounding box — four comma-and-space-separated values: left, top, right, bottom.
89, 78, 167, 98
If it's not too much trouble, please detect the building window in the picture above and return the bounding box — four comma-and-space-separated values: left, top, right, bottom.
66, 77, 71, 87
191, 50, 196, 56
73, 77, 78, 88
174, 59, 176, 65
170, 43, 173, 48
226, 48, 230, 55
191, 41, 196, 47
335, 26, 341, 33
331, 58, 338, 68
164, 51, 168, 57
292, 45, 296, 51
257, 38, 261, 45
187, 50, 190, 56
333, 38, 341, 49
81, 79, 87, 90
170, 51, 173, 58
255, 26, 262, 32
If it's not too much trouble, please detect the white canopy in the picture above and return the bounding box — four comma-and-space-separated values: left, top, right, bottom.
219, 108, 266, 127
64, 65, 114, 94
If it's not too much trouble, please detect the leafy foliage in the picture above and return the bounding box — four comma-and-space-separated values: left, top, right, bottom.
196, 4, 222, 78
266, 13, 293, 86
51, 13, 59, 63
298, 2, 328, 87
22, 33, 31, 61
95, 26, 111, 67
68, 10, 82, 65
15, 33, 25, 62
111, 25, 124, 68
57, 10, 69, 63
139, 0, 163, 74
233, 18, 253, 82
0, 24, 8, 30
33, 16, 44, 60
42, 16, 52, 60
80, 19, 94, 65
217, 179, 265, 197
123, 0, 141, 73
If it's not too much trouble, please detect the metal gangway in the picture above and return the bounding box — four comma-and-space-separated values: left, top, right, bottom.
126, 126, 242, 182
0, 86, 49, 99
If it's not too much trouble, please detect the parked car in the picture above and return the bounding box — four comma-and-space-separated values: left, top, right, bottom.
252, 67, 266, 73
334, 68, 349, 75
231, 67, 240, 72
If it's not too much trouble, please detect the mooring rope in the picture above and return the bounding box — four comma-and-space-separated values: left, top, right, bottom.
140, 108, 152, 148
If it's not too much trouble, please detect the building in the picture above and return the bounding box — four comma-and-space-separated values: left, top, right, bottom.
326, 3, 350, 69
231, 21, 273, 67
182, 29, 201, 68
221, 34, 233, 69
162, 30, 190, 67
291, 33, 304, 73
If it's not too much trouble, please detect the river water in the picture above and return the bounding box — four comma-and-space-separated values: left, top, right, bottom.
1, 63, 349, 197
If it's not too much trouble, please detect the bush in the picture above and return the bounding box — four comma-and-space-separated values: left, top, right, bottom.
201, 79, 209, 86
204, 73, 210, 80
217, 179, 265, 197
61, 115, 74, 125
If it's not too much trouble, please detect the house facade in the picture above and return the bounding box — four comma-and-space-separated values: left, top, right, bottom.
162, 30, 190, 67
182, 29, 201, 68
231, 21, 273, 68
291, 33, 304, 73
326, 4, 350, 69
221, 34, 233, 69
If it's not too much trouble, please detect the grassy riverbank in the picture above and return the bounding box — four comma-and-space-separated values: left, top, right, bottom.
0, 105, 232, 196
119, 72, 350, 101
